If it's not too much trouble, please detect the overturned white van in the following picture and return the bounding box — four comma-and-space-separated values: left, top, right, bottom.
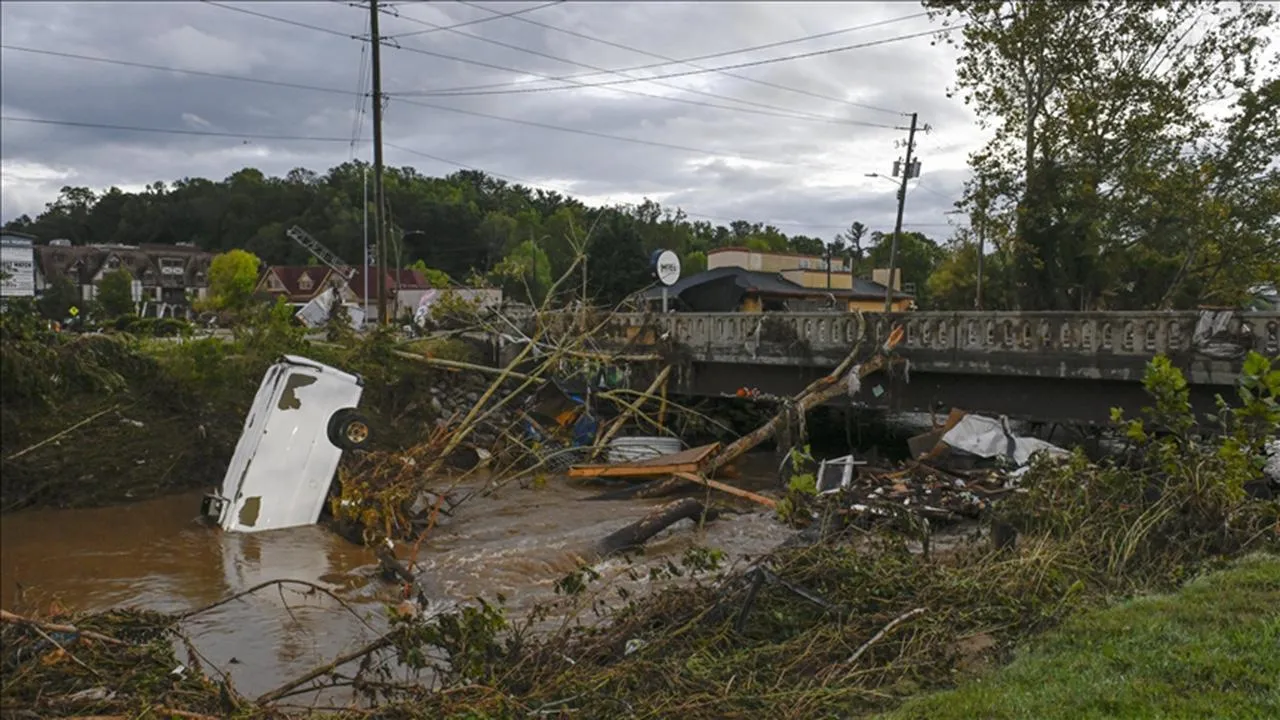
201, 355, 371, 533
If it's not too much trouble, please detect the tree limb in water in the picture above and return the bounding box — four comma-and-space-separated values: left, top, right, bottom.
594, 498, 719, 557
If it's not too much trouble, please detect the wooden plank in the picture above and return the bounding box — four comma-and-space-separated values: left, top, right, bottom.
568, 442, 719, 479
673, 471, 778, 509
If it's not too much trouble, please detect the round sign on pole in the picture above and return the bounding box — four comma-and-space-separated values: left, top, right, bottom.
652, 249, 682, 287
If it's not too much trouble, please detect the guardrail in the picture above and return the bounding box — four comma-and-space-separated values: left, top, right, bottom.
516, 310, 1280, 359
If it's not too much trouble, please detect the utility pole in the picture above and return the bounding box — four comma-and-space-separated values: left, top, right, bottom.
883, 111, 919, 313
974, 178, 986, 311
362, 166, 369, 322
370, 0, 388, 325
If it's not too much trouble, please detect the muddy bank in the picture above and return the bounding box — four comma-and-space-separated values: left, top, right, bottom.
0, 319, 532, 513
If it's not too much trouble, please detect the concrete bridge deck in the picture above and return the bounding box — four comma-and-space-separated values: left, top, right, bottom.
520, 310, 1280, 424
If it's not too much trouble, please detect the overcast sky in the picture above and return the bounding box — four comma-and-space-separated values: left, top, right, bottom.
0, 1, 982, 242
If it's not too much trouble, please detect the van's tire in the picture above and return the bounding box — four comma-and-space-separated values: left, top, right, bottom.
328, 408, 372, 451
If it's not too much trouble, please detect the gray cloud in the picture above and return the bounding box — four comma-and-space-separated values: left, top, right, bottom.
1, 0, 978, 241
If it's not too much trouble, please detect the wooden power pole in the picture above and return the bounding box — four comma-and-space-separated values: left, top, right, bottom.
370, 0, 388, 325
883, 112, 919, 313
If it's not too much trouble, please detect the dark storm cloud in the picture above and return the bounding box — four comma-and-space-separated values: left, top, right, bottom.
1, 1, 978, 241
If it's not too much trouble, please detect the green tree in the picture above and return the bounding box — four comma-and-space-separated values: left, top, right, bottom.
205, 249, 261, 311
867, 231, 946, 305
409, 260, 452, 289
492, 240, 552, 305
97, 268, 135, 318
586, 209, 650, 306
683, 250, 708, 276
926, 0, 1280, 310
38, 275, 79, 320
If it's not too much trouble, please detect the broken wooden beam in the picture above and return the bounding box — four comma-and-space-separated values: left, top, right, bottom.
568, 442, 719, 479
672, 471, 778, 509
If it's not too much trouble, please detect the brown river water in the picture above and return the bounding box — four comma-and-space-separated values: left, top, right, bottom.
0, 457, 788, 700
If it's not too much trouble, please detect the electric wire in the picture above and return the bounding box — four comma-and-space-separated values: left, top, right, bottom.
385, 140, 950, 232
389, 96, 832, 166
200, 0, 363, 40
386, 1, 565, 40
415, 10, 931, 97
0, 45, 363, 98
1, 115, 362, 143
377, 6, 903, 128
455, 0, 913, 115
407, 26, 948, 99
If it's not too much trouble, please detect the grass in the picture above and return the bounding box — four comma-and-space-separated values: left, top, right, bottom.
882, 553, 1280, 720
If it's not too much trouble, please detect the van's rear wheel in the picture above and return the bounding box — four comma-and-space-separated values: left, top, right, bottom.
328, 408, 372, 451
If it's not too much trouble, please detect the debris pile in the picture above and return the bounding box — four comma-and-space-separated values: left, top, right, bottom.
834, 462, 1013, 523
0, 608, 228, 719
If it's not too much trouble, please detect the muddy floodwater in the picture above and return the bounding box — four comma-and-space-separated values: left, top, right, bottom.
0, 457, 788, 699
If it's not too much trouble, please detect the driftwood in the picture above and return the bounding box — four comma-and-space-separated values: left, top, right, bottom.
590, 366, 673, 459
0, 609, 127, 646
708, 353, 892, 475
4, 404, 121, 462
672, 471, 777, 509
594, 498, 719, 556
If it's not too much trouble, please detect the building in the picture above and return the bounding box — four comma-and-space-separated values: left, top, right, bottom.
256, 265, 434, 320
639, 266, 912, 313
33, 240, 213, 317
0, 231, 37, 300
707, 247, 915, 302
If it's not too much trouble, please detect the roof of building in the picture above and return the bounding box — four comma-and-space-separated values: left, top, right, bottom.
260, 265, 432, 301
707, 246, 830, 261
641, 266, 912, 302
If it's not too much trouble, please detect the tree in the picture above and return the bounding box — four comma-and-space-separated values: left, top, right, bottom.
927, 0, 1280, 309
97, 268, 135, 318
867, 231, 946, 305
205, 249, 261, 312
586, 209, 650, 306
38, 275, 79, 320
834, 221, 869, 272
492, 240, 552, 305
409, 259, 452, 288
683, 250, 708, 275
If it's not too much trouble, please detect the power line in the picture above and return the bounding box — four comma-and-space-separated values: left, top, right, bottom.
0, 44, 363, 98
416, 10, 930, 97
386, 0, 565, 40
378, 7, 899, 129
1, 115, 362, 142
391, 96, 826, 166
347, 11, 373, 160
200, 0, 363, 40
3, 115, 952, 236
403, 26, 947, 100
385, 140, 947, 233
455, 0, 912, 115
1, 45, 881, 164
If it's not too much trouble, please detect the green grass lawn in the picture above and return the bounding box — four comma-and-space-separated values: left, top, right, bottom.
882, 553, 1280, 720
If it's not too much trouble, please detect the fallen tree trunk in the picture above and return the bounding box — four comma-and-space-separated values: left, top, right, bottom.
707, 351, 893, 475
594, 498, 719, 556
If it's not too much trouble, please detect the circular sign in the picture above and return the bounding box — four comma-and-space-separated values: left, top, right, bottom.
652, 249, 682, 287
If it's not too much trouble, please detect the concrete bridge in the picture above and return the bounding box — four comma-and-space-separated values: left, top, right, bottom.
523, 310, 1280, 424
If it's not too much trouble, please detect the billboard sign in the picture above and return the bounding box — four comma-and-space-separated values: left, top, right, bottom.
0, 233, 36, 298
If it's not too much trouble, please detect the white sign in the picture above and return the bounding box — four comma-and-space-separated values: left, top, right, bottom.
654, 250, 681, 287
0, 234, 36, 298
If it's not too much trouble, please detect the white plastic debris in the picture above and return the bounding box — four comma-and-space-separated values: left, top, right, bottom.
940, 414, 1070, 467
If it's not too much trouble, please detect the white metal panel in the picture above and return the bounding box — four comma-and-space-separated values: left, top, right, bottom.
218, 363, 289, 504
218, 357, 363, 533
